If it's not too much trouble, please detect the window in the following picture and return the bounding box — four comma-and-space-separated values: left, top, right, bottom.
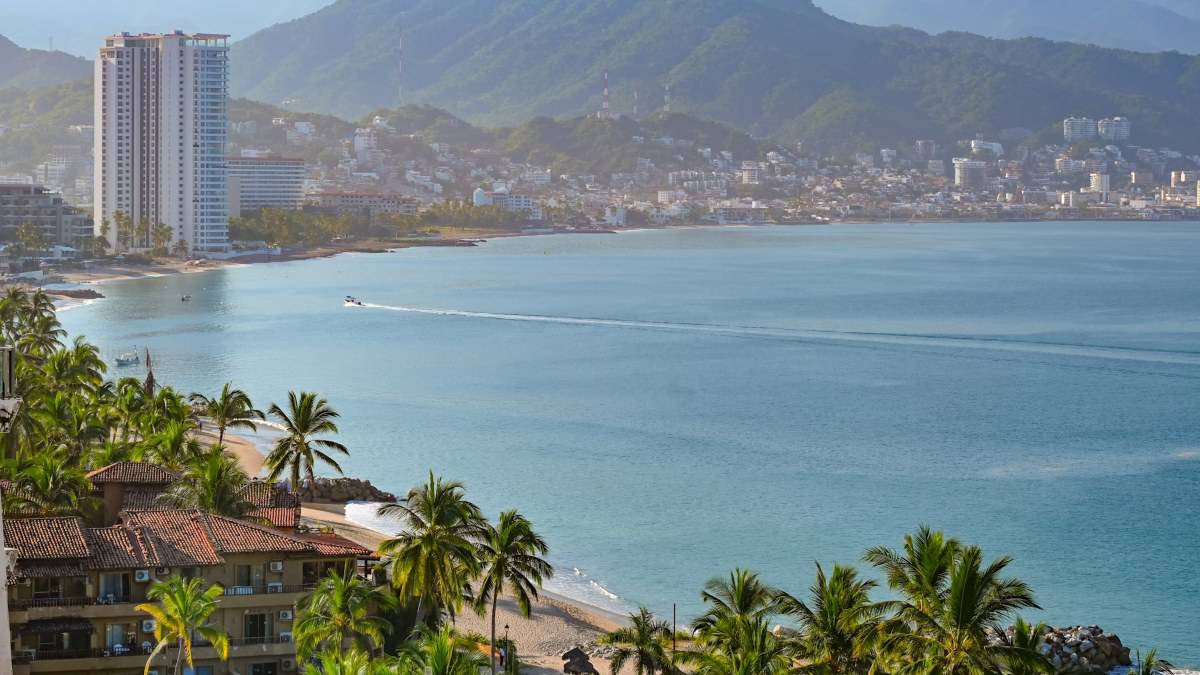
99, 572, 130, 601
235, 563, 265, 589
244, 613, 273, 644
32, 578, 62, 599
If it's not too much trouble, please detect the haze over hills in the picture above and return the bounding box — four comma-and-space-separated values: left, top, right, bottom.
815, 0, 1200, 54
230, 0, 1200, 152
0, 0, 333, 57
0, 35, 92, 90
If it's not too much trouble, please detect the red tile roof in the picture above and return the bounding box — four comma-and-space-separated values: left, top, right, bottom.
292, 531, 372, 558
88, 462, 180, 485
202, 515, 311, 554
85, 526, 148, 570
247, 506, 300, 528
120, 510, 224, 567
4, 518, 89, 560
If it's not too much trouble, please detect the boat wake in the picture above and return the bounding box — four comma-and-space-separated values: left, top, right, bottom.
357, 302, 1200, 367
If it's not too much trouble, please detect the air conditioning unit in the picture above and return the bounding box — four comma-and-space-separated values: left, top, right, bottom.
266, 582, 284, 593
279, 609, 293, 621
17, 578, 30, 586
134, 569, 151, 582
282, 659, 296, 671
279, 631, 293, 643
142, 619, 157, 633
269, 561, 284, 573
18, 649, 36, 660
155, 567, 170, 576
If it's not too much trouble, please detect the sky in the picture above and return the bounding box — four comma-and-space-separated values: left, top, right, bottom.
0, 0, 335, 56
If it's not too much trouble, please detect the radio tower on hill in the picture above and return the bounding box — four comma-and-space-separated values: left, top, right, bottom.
664, 84, 671, 114
633, 89, 639, 117
397, 33, 404, 105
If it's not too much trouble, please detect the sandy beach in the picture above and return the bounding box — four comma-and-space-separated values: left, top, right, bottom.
221, 430, 632, 674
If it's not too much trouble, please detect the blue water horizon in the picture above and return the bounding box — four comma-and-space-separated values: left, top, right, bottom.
60, 222, 1200, 664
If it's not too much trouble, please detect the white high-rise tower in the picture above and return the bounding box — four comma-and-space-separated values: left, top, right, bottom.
95, 31, 231, 254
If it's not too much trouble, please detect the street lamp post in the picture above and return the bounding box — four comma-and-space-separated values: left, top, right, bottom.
503, 624, 510, 675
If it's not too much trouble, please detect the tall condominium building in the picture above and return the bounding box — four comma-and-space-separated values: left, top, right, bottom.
94, 32, 231, 254
1098, 117, 1132, 143
227, 157, 307, 216
1063, 117, 1099, 143
953, 158, 988, 190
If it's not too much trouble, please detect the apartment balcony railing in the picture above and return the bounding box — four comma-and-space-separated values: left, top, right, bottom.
222, 583, 313, 597
9, 595, 132, 610
14, 645, 152, 661
228, 635, 293, 647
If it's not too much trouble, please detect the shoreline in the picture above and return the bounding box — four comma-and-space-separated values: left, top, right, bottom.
48, 218, 1199, 288
221, 429, 631, 662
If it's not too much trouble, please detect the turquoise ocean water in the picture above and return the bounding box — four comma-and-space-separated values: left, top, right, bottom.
59, 222, 1200, 663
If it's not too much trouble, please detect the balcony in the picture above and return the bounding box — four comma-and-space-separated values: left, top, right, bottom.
8, 596, 141, 622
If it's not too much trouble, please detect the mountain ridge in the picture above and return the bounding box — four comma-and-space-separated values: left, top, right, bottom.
229, 0, 1200, 152
0, 34, 92, 90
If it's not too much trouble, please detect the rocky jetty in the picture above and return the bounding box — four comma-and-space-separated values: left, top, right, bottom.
992, 625, 1132, 673
299, 477, 396, 503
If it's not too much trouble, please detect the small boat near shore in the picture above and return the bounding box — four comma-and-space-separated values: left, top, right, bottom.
115, 349, 140, 367
181, 294, 192, 302
344, 296, 365, 307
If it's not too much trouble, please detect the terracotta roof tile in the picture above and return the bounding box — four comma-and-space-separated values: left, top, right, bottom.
202, 514, 310, 554
11, 562, 87, 579
85, 526, 148, 570
123, 486, 168, 509
88, 462, 179, 485
120, 510, 224, 567
4, 518, 89, 560
246, 506, 300, 528
292, 531, 372, 558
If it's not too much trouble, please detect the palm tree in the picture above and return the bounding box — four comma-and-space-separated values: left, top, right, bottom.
474, 510, 553, 674
265, 391, 349, 492
775, 563, 883, 674
136, 575, 229, 675
142, 419, 203, 471
602, 607, 673, 675
694, 569, 782, 637
303, 647, 407, 675
1131, 648, 1175, 675
863, 525, 960, 615
684, 616, 792, 675
7, 449, 93, 516
157, 446, 253, 516
399, 625, 489, 675
879, 544, 1044, 675
189, 382, 264, 446
996, 618, 1053, 675
377, 472, 483, 627
295, 570, 396, 661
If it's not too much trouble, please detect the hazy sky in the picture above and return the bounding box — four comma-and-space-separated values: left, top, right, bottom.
0, 0, 335, 56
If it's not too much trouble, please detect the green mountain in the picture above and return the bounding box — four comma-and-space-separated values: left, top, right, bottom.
230, 0, 1200, 152
0, 35, 91, 89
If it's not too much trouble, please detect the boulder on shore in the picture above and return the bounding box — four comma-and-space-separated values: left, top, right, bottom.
299, 477, 397, 503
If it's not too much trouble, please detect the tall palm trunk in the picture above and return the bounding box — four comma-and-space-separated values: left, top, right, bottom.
491, 593, 499, 675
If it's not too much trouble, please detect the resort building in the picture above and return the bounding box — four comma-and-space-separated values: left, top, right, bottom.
306, 191, 420, 222
5, 462, 371, 675
1063, 117, 1099, 143
94, 32, 231, 254
227, 157, 307, 216
0, 183, 93, 248
953, 158, 988, 190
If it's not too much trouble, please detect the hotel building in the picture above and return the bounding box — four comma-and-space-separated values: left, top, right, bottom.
4, 463, 371, 675
94, 32, 231, 254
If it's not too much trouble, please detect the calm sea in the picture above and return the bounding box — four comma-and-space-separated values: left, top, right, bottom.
60, 222, 1200, 664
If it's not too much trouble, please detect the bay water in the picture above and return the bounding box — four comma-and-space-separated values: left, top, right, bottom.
59, 222, 1200, 663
